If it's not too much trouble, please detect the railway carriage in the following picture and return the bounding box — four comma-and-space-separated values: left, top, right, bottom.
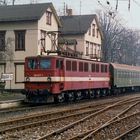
23, 55, 110, 103
110, 63, 140, 93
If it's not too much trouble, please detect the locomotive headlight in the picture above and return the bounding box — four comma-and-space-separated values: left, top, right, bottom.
25, 77, 30, 82
47, 76, 51, 82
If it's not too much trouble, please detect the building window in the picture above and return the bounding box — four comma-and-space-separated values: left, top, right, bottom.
0, 31, 6, 51
15, 30, 26, 51
92, 24, 95, 37
15, 63, 24, 83
90, 43, 93, 55
86, 41, 89, 56
97, 28, 99, 38
88, 26, 91, 35
40, 30, 46, 54
46, 11, 52, 25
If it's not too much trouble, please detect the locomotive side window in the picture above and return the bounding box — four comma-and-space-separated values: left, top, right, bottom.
91, 63, 95, 72
40, 59, 51, 69
101, 64, 104, 72
66, 60, 71, 71
28, 59, 36, 69
89, 63, 92, 72
95, 64, 99, 72
105, 65, 107, 72
72, 61, 77, 71
84, 63, 88, 72
79, 62, 83, 72
56, 60, 63, 69
101, 64, 108, 73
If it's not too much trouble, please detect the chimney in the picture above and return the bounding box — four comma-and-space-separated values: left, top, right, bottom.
66, 5, 73, 16
66, 9, 73, 16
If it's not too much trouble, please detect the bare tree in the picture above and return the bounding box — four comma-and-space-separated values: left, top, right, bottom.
0, 37, 14, 63
0, 0, 15, 5
97, 10, 125, 62
97, 10, 140, 65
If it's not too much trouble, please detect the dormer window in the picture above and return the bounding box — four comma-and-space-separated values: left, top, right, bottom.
88, 26, 91, 35
97, 28, 99, 38
46, 11, 52, 25
92, 24, 95, 37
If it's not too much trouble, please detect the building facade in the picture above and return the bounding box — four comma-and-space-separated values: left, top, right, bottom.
0, 3, 61, 90
59, 14, 103, 60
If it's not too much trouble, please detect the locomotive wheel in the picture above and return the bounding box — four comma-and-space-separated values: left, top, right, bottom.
102, 89, 107, 96
89, 90, 95, 99
75, 91, 82, 100
68, 92, 75, 102
96, 90, 101, 98
56, 93, 65, 103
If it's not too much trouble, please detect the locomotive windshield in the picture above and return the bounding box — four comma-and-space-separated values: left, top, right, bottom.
40, 59, 51, 69
27, 58, 51, 69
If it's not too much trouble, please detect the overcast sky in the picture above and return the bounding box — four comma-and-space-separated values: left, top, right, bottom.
15, 0, 140, 29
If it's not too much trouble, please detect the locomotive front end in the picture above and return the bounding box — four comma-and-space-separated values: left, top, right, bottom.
23, 56, 64, 103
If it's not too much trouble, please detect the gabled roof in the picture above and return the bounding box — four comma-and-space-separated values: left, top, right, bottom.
59, 14, 103, 38
0, 3, 61, 26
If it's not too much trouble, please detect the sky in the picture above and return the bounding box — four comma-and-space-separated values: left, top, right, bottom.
14, 0, 140, 29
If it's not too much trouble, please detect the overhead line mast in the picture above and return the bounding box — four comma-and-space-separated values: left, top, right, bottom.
106, 0, 131, 11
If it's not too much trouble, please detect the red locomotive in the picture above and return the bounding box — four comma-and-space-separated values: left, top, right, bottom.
23, 55, 110, 103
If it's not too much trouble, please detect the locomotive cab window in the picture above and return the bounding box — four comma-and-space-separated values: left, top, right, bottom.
40, 59, 51, 69
27, 59, 36, 69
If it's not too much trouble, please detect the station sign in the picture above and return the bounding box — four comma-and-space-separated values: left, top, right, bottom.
1, 73, 13, 81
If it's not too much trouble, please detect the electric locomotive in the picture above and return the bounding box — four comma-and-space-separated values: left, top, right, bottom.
22, 54, 140, 104
23, 55, 110, 103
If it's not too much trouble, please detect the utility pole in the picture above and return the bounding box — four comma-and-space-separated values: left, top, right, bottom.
63, 2, 66, 16
128, 0, 130, 10
0, 0, 6, 5
30, 0, 37, 4
115, 0, 131, 11
80, 1, 82, 15
116, 0, 119, 10
12, 0, 15, 5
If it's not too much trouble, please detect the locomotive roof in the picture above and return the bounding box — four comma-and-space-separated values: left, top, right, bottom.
111, 63, 140, 72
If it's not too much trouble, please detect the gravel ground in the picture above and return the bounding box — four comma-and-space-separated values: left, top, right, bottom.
136, 135, 140, 140
0, 92, 25, 101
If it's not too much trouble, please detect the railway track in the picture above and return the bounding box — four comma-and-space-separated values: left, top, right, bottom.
73, 101, 140, 140
37, 97, 140, 140
0, 95, 140, 140
0, 93, 134, 122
